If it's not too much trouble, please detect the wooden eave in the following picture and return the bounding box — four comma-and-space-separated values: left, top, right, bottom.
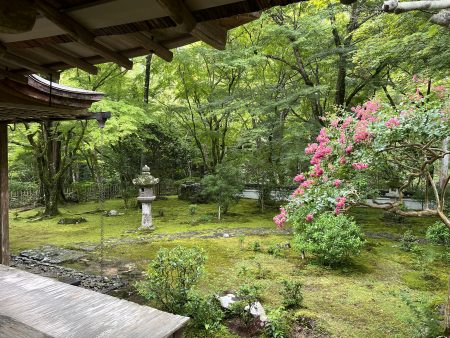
0, 0, 303, 76
0, 74, 104, 122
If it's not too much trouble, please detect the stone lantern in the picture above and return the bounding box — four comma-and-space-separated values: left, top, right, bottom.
133, 165, 159, 230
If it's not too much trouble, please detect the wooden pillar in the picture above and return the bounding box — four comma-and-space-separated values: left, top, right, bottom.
0, 122, 9, 265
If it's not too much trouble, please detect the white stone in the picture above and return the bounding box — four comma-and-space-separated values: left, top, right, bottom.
245, 302, 268, 322
217, 293, 238, 309
223, 233, 230, 238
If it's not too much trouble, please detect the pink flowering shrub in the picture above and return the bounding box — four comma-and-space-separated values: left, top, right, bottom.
275, 83, 450, 230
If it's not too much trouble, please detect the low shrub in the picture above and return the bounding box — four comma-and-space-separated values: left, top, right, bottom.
426, 221, 450, 246
295, 213, 364, 266
252, 241, 262, 252
136, 246, 206, 313
230, 283, 263, 324
279, 280, 303, 308
267, 244, 283, 257
185, 292, 223, 333
265, 307, 290, 338
400, 230, 418, 252
189, 204, 197, 215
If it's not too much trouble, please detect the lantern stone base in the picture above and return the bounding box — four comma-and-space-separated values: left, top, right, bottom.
138, 203, 155, 231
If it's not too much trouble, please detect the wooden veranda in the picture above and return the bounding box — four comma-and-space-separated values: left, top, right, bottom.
0, 0, 303, 336
0, 265, 189, 337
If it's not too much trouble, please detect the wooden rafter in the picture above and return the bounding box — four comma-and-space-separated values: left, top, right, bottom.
157, 0, 227, 50
34, 0, 133, 69
130, 32, 173, 62
0, 69, 28, 84
42, 45, 98, 75
0, 43, 56, 75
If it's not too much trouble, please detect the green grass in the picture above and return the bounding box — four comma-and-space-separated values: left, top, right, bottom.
9, 197, 450, 337
10, 197, 277, 252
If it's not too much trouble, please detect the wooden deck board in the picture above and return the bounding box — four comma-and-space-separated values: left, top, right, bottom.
0, 265, 189, 338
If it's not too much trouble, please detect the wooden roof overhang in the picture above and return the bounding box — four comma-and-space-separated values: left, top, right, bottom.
0, 0, 304, 77
0, 74, 104, 123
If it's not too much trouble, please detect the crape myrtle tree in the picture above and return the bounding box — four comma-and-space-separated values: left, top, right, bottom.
274, 81, 450, 329
274, 81, 450, 229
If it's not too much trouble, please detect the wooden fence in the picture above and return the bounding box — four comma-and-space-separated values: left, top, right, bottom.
9, 181, 178, 209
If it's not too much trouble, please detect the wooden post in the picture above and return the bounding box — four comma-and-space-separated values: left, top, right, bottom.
0, 122, 9, 265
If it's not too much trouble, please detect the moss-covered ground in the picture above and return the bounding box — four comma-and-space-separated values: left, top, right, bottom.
9, 197, 450, 337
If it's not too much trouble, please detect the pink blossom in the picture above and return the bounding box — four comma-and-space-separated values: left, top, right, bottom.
341, 117, 353, 129
310, 144, 333, 165
435, 85, 446, 92
334, 196, 347, 214
351, 101, 379, 122
412, 74, 418, 82
322, 176, 329, 183
330, 119, 339, 128
333, 179, 342, 187
291, 187, 305, 198
305, 214, 314, 222
352, 162, 369, 170
316, 128, 330, 144
338, 132, 346, 145
353, 120, 370, 143
310, 165, 324, 177
345, 145, 353, 154
336, 196, 347, 207
305, 143, 318, 155
273, 207, 287, 228
300, 179, 315, 189
385, 117, 400, 128
339, 156, 347, 165
294, 174, 306, 182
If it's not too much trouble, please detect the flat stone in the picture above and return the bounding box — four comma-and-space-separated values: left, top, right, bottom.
223, 233, 230, 238
217, 293, 239, 309
19, 245, 86, 264
57, 217, 87, 225
245, 302, 268, 322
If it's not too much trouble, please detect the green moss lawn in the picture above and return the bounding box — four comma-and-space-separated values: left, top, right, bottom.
9, 197, 450, 337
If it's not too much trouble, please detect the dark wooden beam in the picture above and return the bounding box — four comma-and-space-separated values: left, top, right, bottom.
0, 43, 57, 76
34, 0, 133, 69
0, 122, 9, 266
0, 69, 28, 84
131, 32, 173, 62
157, 0, 227, 50
43, 45, 98, 75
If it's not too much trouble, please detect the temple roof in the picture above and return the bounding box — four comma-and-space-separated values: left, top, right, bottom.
0, 74, 104, 122
0, 0, 303, 77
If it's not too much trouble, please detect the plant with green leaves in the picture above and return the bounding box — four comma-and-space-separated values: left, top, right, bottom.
426, 221, 450, 246
295, 213, 364, 266
400, 230, 418, 252
265, 307, 290, 338
279, 280, 303, 309
230, 282, 263, 324
185, 292, 223, 333
136, 246, 206, 313
201, 162, 244, 220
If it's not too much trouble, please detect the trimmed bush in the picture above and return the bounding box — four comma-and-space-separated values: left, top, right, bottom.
136, 246, 206, 313
280, 280, 303, 308
400, 230, 418, 252
185, 292, 223, 333
426, 221, 450, 246
295, 213, 364, 266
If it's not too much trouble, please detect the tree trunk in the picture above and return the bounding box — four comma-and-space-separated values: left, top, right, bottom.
440, 137, 449, 190
144, 53, 153, 104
